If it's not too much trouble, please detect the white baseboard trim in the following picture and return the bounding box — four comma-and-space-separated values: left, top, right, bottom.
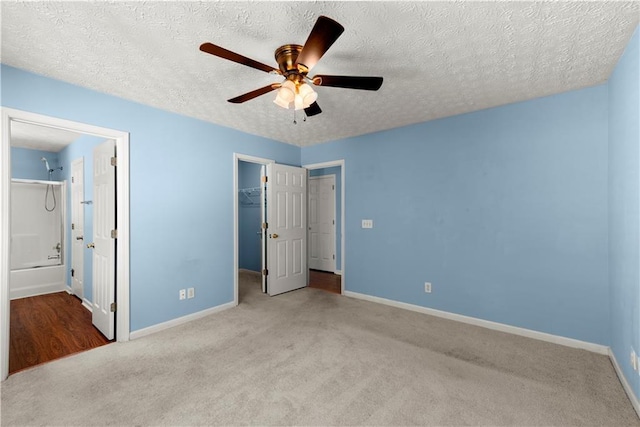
130, 301, 236, 340
344, 291, 609, 355
65, 286, 73, 294
609, 348, 640, 418
82, 298, 93, 312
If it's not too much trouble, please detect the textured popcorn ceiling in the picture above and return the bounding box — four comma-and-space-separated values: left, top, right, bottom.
11, 121, 83, 153
1, 1, 638, 147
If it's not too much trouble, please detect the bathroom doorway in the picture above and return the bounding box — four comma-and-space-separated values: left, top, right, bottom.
1, 108, 131, 380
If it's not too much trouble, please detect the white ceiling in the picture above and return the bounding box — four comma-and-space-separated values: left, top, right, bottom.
10, 121, 83, 152
1, 1, 638, 147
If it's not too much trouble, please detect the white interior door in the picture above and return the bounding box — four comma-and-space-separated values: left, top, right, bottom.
308, 175, 336, 272
266, 163, 307, 296
71, 158, 84, 298
92, 140, 116, 339
261, 165, 267, 294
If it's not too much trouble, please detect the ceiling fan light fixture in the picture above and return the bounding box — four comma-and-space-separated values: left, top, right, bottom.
274, 80, 296, 108
298, 82, 318, 108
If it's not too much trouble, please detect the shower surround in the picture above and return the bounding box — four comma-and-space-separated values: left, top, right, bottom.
10, 179, 66, 299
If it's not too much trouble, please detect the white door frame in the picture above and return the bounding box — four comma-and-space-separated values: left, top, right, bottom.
0, 108, 131, 381
302, 160, 345, 294
233, 153, 274, 306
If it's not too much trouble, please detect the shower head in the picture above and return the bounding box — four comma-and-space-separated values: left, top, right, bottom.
40, 157, 50, 172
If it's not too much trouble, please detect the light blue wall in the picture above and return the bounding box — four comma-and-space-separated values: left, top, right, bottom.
10, 147, 61, 181
302, 84, 610, 345
608, 26, 640, 401
309, 166, 342, 271
58, 134, 107, 302
2, 64, 300, 331
238, 161, 262, 272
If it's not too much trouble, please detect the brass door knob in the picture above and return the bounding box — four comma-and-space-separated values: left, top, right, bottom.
87, 243, 95, 249
272, 233, 279, 239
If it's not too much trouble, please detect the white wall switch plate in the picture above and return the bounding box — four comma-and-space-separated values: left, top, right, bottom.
187, 287, 195, 299
362, 219, 373, 229
632, 349, 638, 371
424, 282, 432, 293
179, 289, 186, 300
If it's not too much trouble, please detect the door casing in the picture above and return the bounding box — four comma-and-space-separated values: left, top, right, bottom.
0, 108, 131, 381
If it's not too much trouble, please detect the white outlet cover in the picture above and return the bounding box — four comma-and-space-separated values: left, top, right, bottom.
632, 349, 638, 371
362, 219, 373, 229
187, 288, 195, 299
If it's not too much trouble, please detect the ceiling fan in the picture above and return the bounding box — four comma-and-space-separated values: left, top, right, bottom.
199, 16, 383, 117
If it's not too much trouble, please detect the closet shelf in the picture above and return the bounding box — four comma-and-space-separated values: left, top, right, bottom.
239, 187, 261, 207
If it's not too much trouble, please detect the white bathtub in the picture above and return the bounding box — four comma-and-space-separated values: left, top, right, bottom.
10, 179, 67, 300
10, 264, 66, 300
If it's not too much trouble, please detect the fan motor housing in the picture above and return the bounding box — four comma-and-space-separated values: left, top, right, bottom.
275, 44, 304, 75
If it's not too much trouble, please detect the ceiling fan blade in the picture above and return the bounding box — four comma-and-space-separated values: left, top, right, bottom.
295, 16, 345, 72
228, 84, 279, 104
312, 75, 383, 91
200, 43, 279, 74
304, 102, 322, 117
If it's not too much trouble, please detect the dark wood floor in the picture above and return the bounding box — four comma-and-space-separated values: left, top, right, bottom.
9, 292, 112, 374
308, 269, 341, 294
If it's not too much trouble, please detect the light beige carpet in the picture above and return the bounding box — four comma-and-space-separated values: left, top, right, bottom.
1, 270, 638, 426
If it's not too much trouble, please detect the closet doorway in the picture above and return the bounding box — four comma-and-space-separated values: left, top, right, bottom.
233, 154, 273, 304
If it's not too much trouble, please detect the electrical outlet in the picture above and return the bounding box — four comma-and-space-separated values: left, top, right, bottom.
187, 287, 195, 299
179, 289, 186, 300
632, 349, 638, 371
424, 282, 432, 293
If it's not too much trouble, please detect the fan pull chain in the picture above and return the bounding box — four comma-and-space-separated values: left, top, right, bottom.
292, 110, 308, 125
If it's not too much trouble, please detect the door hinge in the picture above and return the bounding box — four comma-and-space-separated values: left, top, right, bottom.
332, 184, 335, 190
110, 156, 117, 167
72, 177, 75, 183
333, 254, 335, 260
71, 268, 75, 277
262, 222, 268, 229
262, 269, 268, 276
110, 302, 117, 312
111, 229, 118, 239
333, 220, 335, 225
261, 176, 268, 183
71, 223, 75, 230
